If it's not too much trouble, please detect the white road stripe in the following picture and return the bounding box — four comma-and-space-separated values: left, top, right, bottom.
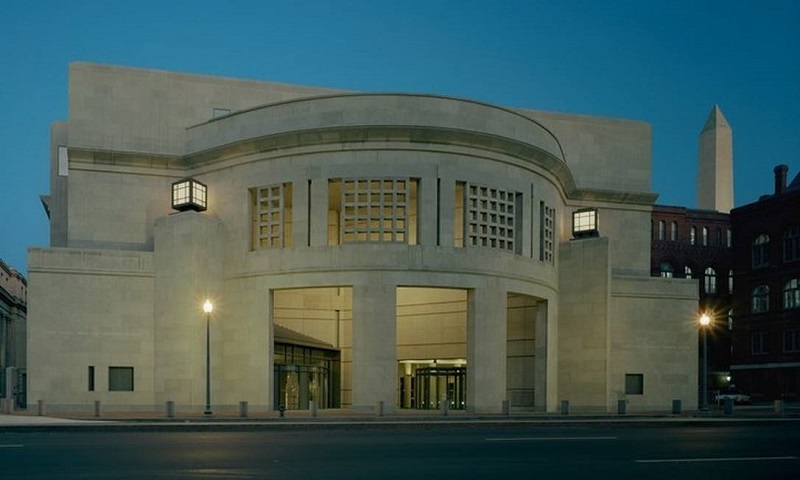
636, 456, 798, 464
0, 444, 24, 448
486, 436, 617, 441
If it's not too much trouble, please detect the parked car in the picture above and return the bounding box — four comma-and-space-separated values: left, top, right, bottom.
714, 387, 751, 405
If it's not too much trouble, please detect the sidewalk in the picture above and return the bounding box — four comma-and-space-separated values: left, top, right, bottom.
2, 405, 798, 429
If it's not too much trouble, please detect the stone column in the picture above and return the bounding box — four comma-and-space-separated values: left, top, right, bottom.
153, 211, 223, 408
351, 283, 396, 411
467, 282, 507, 413
309, 178, 329, 246
534, 301, 548, 411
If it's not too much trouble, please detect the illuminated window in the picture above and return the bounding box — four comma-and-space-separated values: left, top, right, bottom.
702, 227, 708, 246
670, 222, 678, 241
251, 183, 292, 249
572, 208, 598, 238
690, 226, 697, 245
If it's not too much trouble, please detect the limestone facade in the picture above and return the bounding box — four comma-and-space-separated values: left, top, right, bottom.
28, 63, 698, 413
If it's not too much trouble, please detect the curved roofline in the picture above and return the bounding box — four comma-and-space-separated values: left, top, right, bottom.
190, 92, 566, 163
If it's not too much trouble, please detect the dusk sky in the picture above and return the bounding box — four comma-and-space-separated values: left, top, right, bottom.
1, 0, 798, 274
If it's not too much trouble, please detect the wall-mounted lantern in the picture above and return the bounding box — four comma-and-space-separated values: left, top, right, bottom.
171, 178, 207, 212
572, 208, 599, 239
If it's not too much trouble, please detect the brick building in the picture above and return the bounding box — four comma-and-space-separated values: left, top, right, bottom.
729, 165, 800, 401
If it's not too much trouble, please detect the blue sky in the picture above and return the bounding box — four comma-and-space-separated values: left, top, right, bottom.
1, 0, 798, 274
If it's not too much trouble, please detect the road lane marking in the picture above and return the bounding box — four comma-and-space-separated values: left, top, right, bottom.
0, 445, 24, 448
486, 436, 617, 441
636, 456, 798, 464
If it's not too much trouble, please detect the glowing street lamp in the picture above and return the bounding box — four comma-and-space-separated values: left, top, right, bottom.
203, 300, 213, 417
699, 313, 711, 411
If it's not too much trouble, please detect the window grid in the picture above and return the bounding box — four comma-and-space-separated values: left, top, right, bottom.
753, 234, 770, 268
543, 205, 555, 264
784, 278, 800, 310
704, 267, 717, 294
341, 178, 408, 243
253, 184, 285, 248
466, 184, 517, 252
752, 285, 769, 313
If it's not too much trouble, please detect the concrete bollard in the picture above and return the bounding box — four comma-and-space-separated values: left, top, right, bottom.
617, 399, 627, 415
501, 399, 510, 416
560, 400, 569, 415
37, 399, 45, 416
724, 397, 734, 415
239, 401, 248, 418
376, 400, 385, 417
311, 400, 317, 418
774, 399, 784, 416
166, 400, 175, 418
94, 400, 101, 418
672, 399, 682, 414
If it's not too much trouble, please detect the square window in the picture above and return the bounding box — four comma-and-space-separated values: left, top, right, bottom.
109, 366, 134, 392
625, 374, 644, 395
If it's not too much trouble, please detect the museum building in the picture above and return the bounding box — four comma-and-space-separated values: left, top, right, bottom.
27, 63, 698, 414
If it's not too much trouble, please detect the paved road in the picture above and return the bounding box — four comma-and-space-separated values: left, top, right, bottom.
1, 423, 798, 479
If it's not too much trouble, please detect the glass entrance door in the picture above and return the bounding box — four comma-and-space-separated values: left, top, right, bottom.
399, 364, 466, 410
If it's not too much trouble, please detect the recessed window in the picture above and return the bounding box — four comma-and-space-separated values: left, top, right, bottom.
572, 208, 598, 238
659, 262, 674, 278
108, 367, 134, 392
540, 202, 555, 264
728, 269, 734, 294
88, 366, 95, 392
251, 183, 292, 249
726, 228, 733, 248
752, 234, 770, 268
658, 220, 665, 241
702, 227, 708, 246
784, 330, 800, 353
670, 222, 678, 241
751, 285, 769, 313
784, 279, 800, 310
625, 374, 644, 395
751, 332, 768, 355
684, 265, 694, 279
784, 226, 800, 262
690, 226, 697, 245
329, 178, 418, 245
704, 267, 717, 294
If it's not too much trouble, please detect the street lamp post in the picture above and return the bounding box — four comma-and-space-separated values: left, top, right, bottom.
699, 313, 711, 411
203, 300, 213, 417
